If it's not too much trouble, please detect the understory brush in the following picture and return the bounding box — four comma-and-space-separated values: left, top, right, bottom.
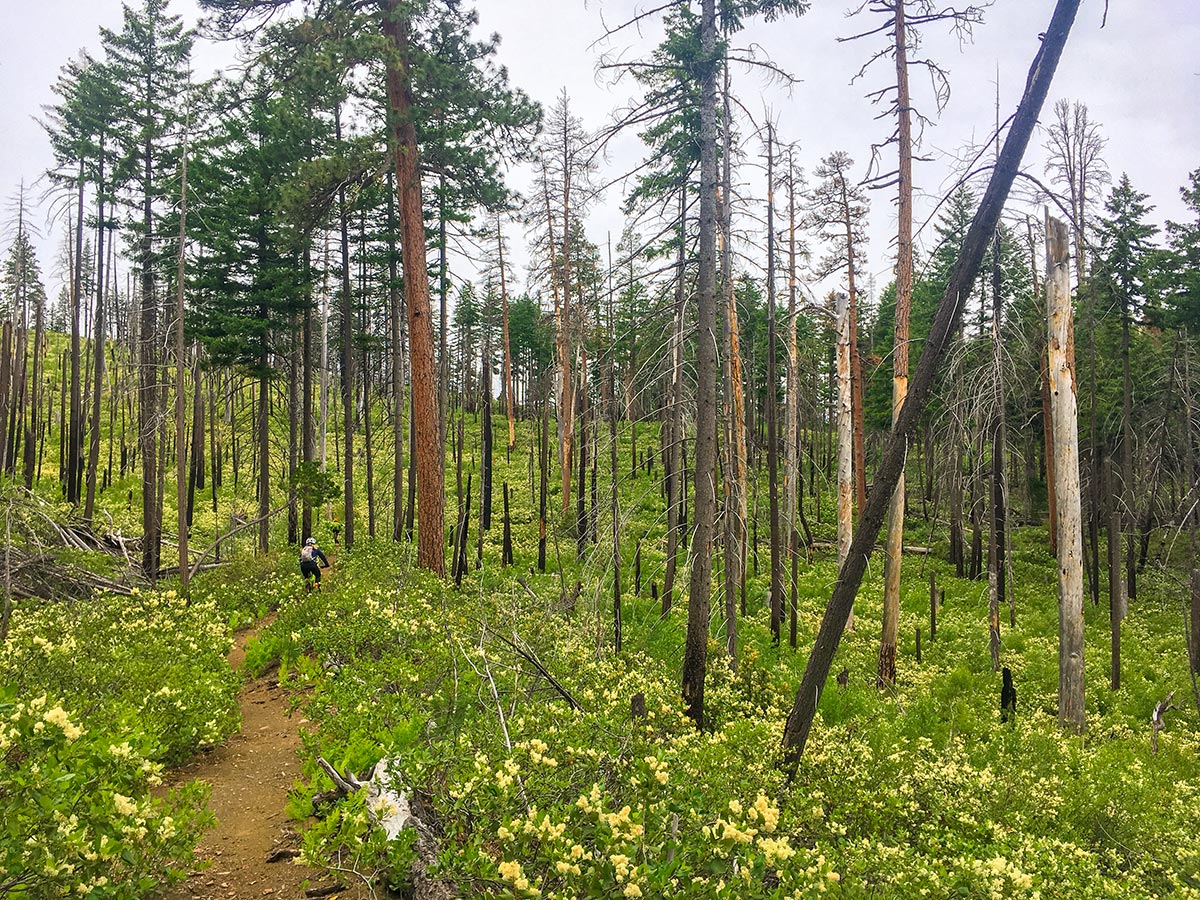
0, 589, 239, 897
252, 535, 1200, 899
189, 552, 308, 630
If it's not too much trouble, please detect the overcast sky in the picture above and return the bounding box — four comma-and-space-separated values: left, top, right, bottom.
2, 0, 1198, 302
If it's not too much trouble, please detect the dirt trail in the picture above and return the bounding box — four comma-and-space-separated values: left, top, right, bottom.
165, 612, 369, 900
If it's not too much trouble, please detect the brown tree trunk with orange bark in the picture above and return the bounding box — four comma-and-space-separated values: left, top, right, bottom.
383, 2, 444, 575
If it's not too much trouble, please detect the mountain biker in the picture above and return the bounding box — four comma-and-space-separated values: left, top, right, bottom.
300, 537, 329, 591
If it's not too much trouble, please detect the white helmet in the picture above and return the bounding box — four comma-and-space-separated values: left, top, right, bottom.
305, 537, 316, 546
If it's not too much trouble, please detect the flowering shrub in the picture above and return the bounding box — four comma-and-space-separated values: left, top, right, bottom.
1, 589, 240, 763
0, 690, 213, 898
190, 555, 303, 630
298, 788, 418, 892
0, 588, 241, 897
249, 523, 1200, 900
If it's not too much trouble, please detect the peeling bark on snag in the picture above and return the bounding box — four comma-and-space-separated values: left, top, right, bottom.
781, 0, 1084, 771
835, 292, 854, 624
1047, 213, 1086, 732
880, 0, 913, 687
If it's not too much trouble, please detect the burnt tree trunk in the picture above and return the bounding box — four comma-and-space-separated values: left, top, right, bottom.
682, 0, 718, 730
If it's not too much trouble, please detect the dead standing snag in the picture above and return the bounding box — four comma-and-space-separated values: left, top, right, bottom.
781, 0, 1085, 775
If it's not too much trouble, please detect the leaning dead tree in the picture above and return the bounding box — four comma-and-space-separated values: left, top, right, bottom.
781, 0, 1084, 771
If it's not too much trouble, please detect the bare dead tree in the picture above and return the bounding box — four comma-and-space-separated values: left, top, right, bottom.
781, 0, 1085, 770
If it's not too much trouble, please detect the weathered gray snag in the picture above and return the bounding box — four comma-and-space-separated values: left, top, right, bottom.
785, 145, 803, 651
879, 0, 915, 689
780, 0, 1083, 769
766, 123, 783, 645
835, 291, 854, 624
1047, 213, 1086, 732
1150, 692, 1175, 754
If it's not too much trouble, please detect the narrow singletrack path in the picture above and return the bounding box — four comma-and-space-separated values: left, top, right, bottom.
166, 597, 369, 900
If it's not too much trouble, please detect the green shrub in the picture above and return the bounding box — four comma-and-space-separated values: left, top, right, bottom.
1, 589, 240, 763
0, 690, 213, 898
0, 588, 242, 897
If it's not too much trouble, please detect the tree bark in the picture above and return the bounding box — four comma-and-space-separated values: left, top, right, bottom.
187, 347, 202, 528
1105, 452, 1124, 690
1047, 213, 1086, 731
176, 127, 190, 588
388, 169, 404, 542
607, 250, 622, 653
766, 125, 783, 645
988, 231, 1008, 670
541, 163, 574, 518
139, 128, 160, 578
84, 156, 107, 517
576, 349, 588, 559
336, 104, 355, 550
498, 215, 516, 457
843, 177, 867, 517
380, 10, 446, 573
538, 373, 549, 572
0, 321, 11, 475
1121, 265, 1136, 604
482, 328, 493, 532
879, 0, 913, 686
720, 50, 743, 663
68, 169, 85, 506
835, 291, 854, 596
1027, 217, 1057, 556
23, 251, 45, 494
663, 188, 687, 614
1180, 338, 1200, 683
785, 147, 801, 651
682, 0, 718, 730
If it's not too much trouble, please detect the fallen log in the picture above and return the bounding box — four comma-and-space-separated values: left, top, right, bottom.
810, 541, 932, 556
314, 756, 458, 898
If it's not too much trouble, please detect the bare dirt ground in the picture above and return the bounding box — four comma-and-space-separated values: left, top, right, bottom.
164, 614, 371, 900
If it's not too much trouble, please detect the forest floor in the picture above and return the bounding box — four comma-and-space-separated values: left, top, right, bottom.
9, 410, 1200, 899
164, 604, 370, 900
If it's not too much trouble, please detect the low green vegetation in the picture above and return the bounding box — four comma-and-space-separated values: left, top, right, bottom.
3, 417, 1199, 899
0, 589, 239, 897
252, 532, 1200, 900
